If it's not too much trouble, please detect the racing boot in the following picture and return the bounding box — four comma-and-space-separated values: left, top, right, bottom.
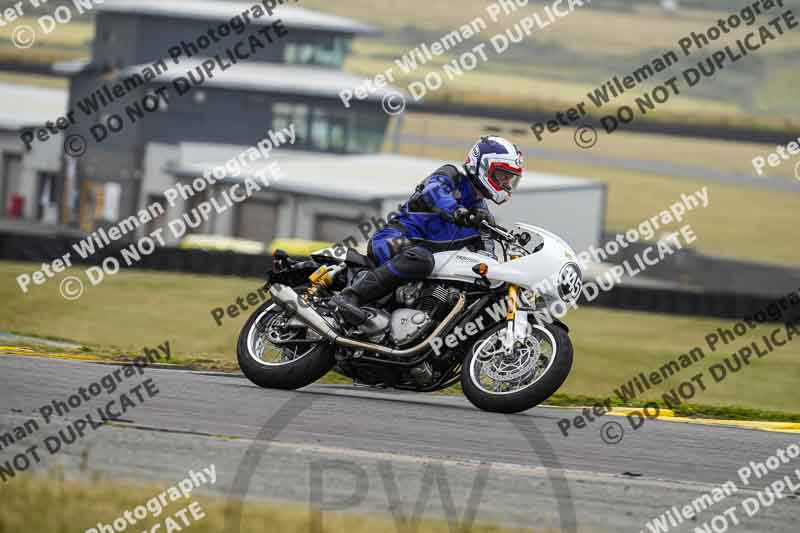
333, 265, 403, 326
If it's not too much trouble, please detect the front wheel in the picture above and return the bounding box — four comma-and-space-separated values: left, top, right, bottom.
237, 301, 335, 390
461, 322, 573, 413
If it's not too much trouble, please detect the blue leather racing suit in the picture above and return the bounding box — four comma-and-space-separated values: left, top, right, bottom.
368, 164, 495, 280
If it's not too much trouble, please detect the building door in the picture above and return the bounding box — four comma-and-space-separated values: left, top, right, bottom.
1, 152, 22, 216
236, 199, 279, 244
35, 172, 60, 223
314, 213, 364, 244
144, 195, 169, 237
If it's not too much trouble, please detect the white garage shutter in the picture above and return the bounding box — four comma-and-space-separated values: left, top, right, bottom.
237, 199, 279, 244
314, 214, 364, 243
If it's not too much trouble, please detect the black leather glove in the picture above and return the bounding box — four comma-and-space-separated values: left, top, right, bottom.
454, 208, 491, 228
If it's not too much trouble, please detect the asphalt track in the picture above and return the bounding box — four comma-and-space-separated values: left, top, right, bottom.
1, 355, 799, 532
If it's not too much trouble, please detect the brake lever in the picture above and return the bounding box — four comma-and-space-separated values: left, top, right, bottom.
480, 220, 514, 242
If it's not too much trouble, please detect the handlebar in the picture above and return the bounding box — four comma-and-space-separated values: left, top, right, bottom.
480, 220, 515, 242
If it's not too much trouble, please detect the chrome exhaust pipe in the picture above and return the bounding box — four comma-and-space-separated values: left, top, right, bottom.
269, 284, 341, 341
268, 284, 466, 358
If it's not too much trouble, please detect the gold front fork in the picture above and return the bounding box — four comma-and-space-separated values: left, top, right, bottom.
506, 254, 521, 320
506, 284, 518, 320
505, 256, 521, 353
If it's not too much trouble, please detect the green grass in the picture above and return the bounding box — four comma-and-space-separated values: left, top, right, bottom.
0, 16, 92, 65
0, 471, 527, 533
3, 261, 800, 418
333, 0, 800, 130
555, 305, 800, 415
3, 262, 256, 357
0, 17, 93, 46
544, 394, 800, 422
301, 0, 800, 56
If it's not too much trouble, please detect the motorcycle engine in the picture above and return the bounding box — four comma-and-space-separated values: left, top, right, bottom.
390, 309, 432, 346
390, 284, 452, 346
353, 308, 391, 342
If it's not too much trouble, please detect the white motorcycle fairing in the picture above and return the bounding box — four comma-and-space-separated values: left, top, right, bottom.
430, 224, 583, 305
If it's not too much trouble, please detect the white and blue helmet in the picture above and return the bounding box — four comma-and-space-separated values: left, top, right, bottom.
463, 136, 524, 205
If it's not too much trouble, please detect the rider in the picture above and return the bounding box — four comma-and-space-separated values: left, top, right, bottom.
333, 136, 524, 326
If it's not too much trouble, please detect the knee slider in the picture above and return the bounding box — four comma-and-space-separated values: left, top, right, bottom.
403, 246, 434, 264
393, 246, 435, 279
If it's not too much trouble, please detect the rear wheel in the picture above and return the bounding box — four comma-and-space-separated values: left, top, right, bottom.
461, 322, 573, 413
237, 301, 335, 390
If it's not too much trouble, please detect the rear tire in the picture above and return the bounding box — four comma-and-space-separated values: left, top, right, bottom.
237, 301, 335, 390
461, 322, 573, 413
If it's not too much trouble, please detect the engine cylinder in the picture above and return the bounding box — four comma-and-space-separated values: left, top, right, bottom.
419, 285, 449, 320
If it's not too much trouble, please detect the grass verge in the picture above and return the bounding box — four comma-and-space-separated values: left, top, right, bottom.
545, 394, 800, 423
0, 471, 526, 533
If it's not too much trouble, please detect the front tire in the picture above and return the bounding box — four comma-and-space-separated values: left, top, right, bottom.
237, 301, 335, 390
461, 322, 573, 413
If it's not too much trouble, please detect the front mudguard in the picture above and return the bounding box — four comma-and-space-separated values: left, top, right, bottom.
550, 318, 570, 333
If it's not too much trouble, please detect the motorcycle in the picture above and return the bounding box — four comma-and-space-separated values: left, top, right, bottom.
237, 221, 583, 413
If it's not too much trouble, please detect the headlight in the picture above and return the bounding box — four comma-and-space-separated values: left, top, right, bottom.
519, 287, 537, 308
519, 288, 555, 310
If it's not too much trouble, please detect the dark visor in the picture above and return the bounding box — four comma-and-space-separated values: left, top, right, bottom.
491, 167, 522, 191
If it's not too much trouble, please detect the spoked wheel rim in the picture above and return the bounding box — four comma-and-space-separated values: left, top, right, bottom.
246, 304, 319, 366
468, 325, 558, 395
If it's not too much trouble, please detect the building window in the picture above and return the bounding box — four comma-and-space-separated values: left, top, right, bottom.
283, 36, 351, 68
310, 108, 347, 153
284, 43, 315, 65
272, 103, 309, 146
349, 112, 388, 154
272, 103, 388, 154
